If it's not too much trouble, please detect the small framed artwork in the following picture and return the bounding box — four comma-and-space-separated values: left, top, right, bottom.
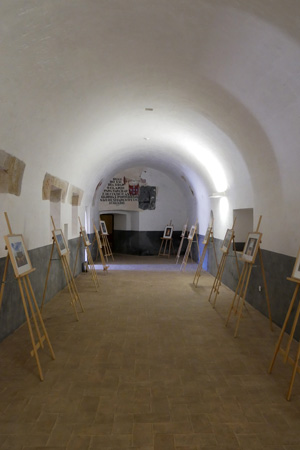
202, 226, 212, 245
52, 229, 68, 256
4, 234, 33, 277
181, 223, 188, 237
291, 247, 300, 280
221, 229, 233, 253
188, 225, 196, 241
163, 225, 173, 239
100, 220, 108, 235
81, 227, 91, 246
241, 232, 262, 263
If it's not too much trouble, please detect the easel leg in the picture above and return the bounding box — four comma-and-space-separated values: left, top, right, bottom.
212, 255, 226, 308
86, 247, 100, 291
226, 263, 247, 327
234, 264, 252, 338
284, 299, 300, 364
61, 257, 80, 321
25, 276, 55, 360
258, 248, 273, 331
73, 237, 81, 276
269, 284, 299, 373
193, 244, 207, 286
40, 241, 54, 313
64, 257, 85, 312
0, 255, 10, 311
18, 278, 44, 381
287, 340, 300, 401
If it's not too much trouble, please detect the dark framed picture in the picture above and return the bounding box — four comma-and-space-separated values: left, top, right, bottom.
241, 232, 262, 263
4, 234, 33, 277
221, 229, 233, 253
163, 225, 173, 239
52, 229, 68, 256
100, 220, 108, 235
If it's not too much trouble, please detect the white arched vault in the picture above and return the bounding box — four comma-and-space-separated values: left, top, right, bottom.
1, 0, 300, 257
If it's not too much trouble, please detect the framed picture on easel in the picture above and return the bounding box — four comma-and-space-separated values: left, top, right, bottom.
100, 220, 108, 235
163, 225, 173, 239
202, 226, 211, 245
292, 247, 300, 280
4, 234, 33, 277
52, 229, 68, 256
241, 232, 262, 263
181, 223, 188, 237
188, 225, 196, 240
221, 229, 233, 253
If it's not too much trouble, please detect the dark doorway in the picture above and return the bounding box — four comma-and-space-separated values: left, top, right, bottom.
100, 214, 114, 250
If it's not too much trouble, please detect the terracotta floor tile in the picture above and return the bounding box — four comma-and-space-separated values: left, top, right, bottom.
1, 255, 300, 449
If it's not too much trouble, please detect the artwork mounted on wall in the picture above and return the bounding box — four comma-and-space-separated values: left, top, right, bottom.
241, 232, 262, 263
52, 229, 68, 256
100, 220, 108, 235
163, 225, 173, 239
221, 229, 233, 253
292, 247, 300, 280
4, 234, 33, 277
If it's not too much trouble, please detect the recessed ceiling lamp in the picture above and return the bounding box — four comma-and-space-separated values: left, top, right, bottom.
144, 137, 150, 140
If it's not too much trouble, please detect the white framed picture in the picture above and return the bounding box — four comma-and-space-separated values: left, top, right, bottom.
4, 234, 33, 277
241, 232, 262, 263
52, 229, 68, 256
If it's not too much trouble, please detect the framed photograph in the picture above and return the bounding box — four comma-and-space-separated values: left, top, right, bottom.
163, 225, 173, 239
4, 234, 33, 277
202, 226, 212, 245
188, 225, 196, 241
241, 232, 262, 263
52, 229, 68, 256
291, 247, 300, 280
81, 227, 91, 246
181, 223, 188, 237
100, 220, 108, 235
221, 229, 233, 253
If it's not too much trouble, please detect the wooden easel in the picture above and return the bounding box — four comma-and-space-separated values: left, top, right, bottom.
208, 218, 240, 308
0, 212, 55, 381
41, 216, 84, 321
92, 222, 109, 273
158, 221, 174, 258
176, 220, 188, 264
193, 222, 218, 286
181, 223, 200, 272
99, 220, 114, 262
225, 216, 273, 337
269, 276, 300, 400
74, 217, 100, 291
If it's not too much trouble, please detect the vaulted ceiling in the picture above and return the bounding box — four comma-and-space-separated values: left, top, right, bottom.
1, 0, 300, 254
